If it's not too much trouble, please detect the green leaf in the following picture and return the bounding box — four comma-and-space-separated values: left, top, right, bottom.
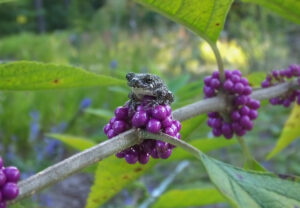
171, 138, 237, 160
242, 0, 300, 24
152, 188, 226, 208
85, 157, 155, 208
134, 0, 234, 42
180, 115, 206, 139
267, 105, 300, 159
47, 134, 96, 151
0, 61, 126, 90
85, 108, 114, 120
168, 74, 190, 93
244, 156, 267, 172
201, 154, 300, 208
246, 72, 266, 88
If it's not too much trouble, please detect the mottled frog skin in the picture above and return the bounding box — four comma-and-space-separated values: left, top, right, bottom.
126, 72, 174, 109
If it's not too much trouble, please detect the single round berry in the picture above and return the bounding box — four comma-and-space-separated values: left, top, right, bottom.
112, 120, 127, 134
138, 152, 150, 164
162, 116, 173, 128
114, 106, 129, 120
132, 110, 148, 127
151, 105, 167, 120
249, 110, 258, 120
204, 86, 215, 97
3, 167, 20, 183
109, 117, 117, 125
224, 80, 234, 91
158, 148, 172, 159
146, 119, 162, 133
0, 201, 6, 208
173, 120, 181, 131
103, 123, 111, 134
2, 182, 19, 200
164, 105, 172, 116
210, 78, 221, 88
107, 129, 116, 139
231, 111, 241, 121
240, 106, 250, 116
212, 128, 222, 137
125, 152, 138, 164
0, 170, 6, 186
164, 127, 176, 137
233, 83, 244, 94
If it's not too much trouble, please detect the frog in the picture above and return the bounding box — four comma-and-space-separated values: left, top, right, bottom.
126, 72, 174, 110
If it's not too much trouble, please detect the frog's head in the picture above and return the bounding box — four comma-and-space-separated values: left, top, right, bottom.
126, 72, 164, 96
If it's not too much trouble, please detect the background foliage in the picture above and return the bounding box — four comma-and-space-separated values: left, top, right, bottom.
0, 0, 299, 207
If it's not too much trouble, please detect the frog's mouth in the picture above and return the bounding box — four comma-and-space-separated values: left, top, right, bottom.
131, 87, 155, 97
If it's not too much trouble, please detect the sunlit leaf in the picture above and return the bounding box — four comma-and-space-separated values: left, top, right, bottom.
85, 157, 155, 208
0, 61, 126, 90
47, 134, 96, 151
153, 188, 226, 208
134, 0, 234, 42
242, 0, 300, 24
246, 72, 266, 88
267, 105, 300, 159
201, 153, 300, 208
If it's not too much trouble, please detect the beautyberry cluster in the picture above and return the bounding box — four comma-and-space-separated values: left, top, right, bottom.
0, 157, 20, 208
104, 99, 181, 165
261, 64, 300, 107
204, 70, 260, 139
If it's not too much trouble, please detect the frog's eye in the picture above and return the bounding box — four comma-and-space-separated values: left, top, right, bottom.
144, 75, 152, 83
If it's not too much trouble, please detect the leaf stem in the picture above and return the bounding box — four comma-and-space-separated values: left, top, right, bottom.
237, 136, 253, 164
209, 41, 225, 83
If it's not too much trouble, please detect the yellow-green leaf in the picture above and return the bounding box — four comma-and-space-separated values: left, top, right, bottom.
0, 61, 126, 90
84, 108, 114, 120
242, 0, 300, 24
85, 157, 155, 208
152, 188, 226, 208
180, 115, 206, 139
134, 0, 234, 42
267, 105, 300, 159
47, 134, 96, 151
246, 72, 266, 87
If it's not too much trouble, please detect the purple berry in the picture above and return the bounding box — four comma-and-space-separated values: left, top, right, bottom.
0, 202, 6, 208
261, 80, 270, 88
204, 76, 212, 85
107, 129, 116, 139
3, 167, 20, 183
151, 105, 167, 120
212, 71, 220, 79
231, 75, 241, 83
164, 105, 172, 116
164, 127, 176, 137
243, 86, 252, 95
125, 153, 138, 164
240, 77, 249, 85
233, 83, 244, 94
221, 123, 233, 136
114, 106, 128, 120
212, 118, 222, 128
248, 99, 260, 110
138, 152, 150, 164
224, 80, 234, 91
240, 106, 250, 116
132, 110, 148, 127
204, 86, 215, 97
0, 170, 6, 187
283, 99, 291, 107
146, 119, 162, 133
103, 123, 111, 134
212, 128, 222, 137
116, 152, 125, 158
210, 78, 221, 89
173, 120, 181, 131
208, 112, 218, 118
231, 111, 241, 121
162, 116, 173, 128
2, 182, 19, 200
0, 157, 3, 169
240, 116, 251, 129
109, 117, 117, 124
232, 69, 242, 76
112, 120, 127, 134
150, 149, 159, 159
176, 133, 181, 139
249, 110, 258, 120
158, 149, 172, 159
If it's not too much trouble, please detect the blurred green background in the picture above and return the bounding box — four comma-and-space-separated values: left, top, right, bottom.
0, 0, 299, 207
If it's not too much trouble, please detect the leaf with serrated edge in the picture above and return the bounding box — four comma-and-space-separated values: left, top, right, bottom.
134, 0, 234, 42
153, 188, 226, 208
242, 0, 300, 24
201, 154, 300, 208
267, 105, 300, 159
0, 61, 126, 90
